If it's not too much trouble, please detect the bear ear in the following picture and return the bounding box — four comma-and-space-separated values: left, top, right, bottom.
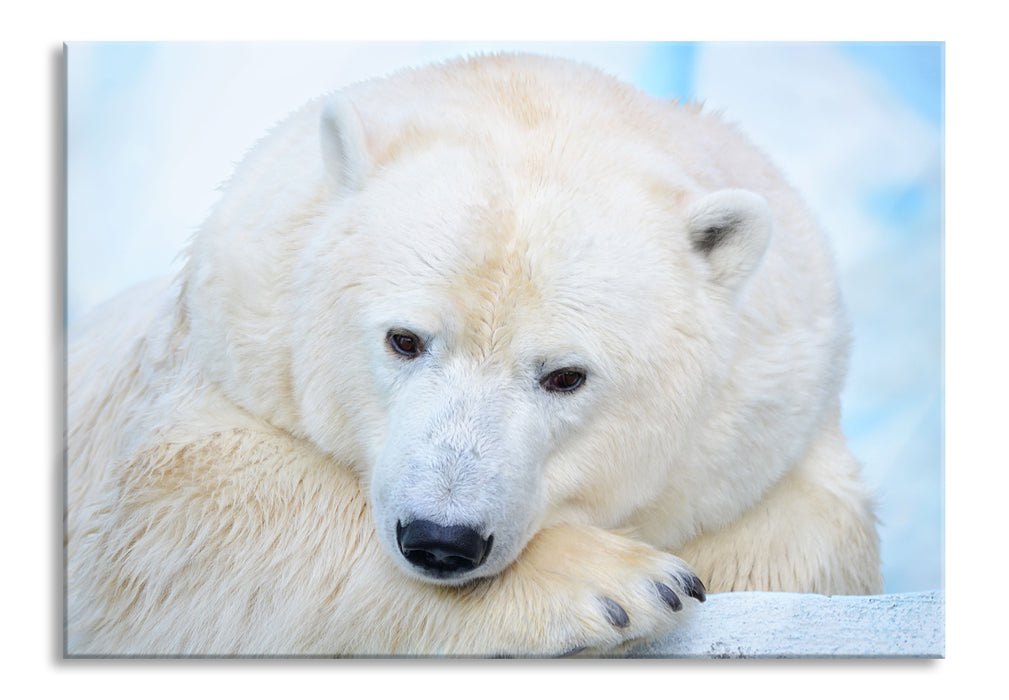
687, 189, 772, 290
319, 93, 370, 191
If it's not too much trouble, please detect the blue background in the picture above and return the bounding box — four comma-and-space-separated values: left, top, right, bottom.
66, 42, 943, 594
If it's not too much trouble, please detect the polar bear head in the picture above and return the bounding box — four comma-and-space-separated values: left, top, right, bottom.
185, 55, 780, 585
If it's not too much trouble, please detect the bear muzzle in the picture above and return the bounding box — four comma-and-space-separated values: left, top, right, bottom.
396, 519, 494, 578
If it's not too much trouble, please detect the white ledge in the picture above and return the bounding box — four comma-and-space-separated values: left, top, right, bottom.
621, 591, 944, 658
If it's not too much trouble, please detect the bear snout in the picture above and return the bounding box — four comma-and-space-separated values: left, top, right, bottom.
396, 519, 494, 577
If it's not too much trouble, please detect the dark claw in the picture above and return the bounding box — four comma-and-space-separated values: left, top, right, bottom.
684, 574, 707, 602
600, 596, 630, 628
655, 581, 683, 611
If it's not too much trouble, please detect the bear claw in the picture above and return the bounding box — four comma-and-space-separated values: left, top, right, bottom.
683, 574, 707, 602
600, 597, 630, 628
655, 581, 683, 611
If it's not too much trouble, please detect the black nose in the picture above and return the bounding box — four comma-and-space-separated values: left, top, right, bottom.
396, 520, 493, 575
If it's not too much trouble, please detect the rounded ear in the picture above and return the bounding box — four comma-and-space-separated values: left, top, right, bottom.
319, 93, 370, 191
687, 189, 772, 290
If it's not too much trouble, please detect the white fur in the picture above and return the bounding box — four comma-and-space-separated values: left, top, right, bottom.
687, 188, 773, 290
66, 54, 881, 657
320, 94, 370, 191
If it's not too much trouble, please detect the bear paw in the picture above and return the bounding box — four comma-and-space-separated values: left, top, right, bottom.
475, 524, 706, 656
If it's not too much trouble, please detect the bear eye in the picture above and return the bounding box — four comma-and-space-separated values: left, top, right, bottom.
540, 368, 586, 393
387, 330, 425, 358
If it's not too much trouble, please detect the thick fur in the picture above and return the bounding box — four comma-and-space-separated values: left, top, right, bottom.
66, 54, 881, 656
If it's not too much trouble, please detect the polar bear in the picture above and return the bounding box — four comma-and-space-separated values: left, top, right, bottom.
66, 53, 882, 657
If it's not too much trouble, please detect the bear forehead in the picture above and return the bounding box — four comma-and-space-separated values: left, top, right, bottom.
352, 170, 683, 366
336, 56, 704, 362
350, 53, 694, 176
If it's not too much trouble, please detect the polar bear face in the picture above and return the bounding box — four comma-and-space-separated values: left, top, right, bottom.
282, 89, 773, 585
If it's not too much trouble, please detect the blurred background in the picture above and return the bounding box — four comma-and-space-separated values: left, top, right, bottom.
65, 42, 943, 595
